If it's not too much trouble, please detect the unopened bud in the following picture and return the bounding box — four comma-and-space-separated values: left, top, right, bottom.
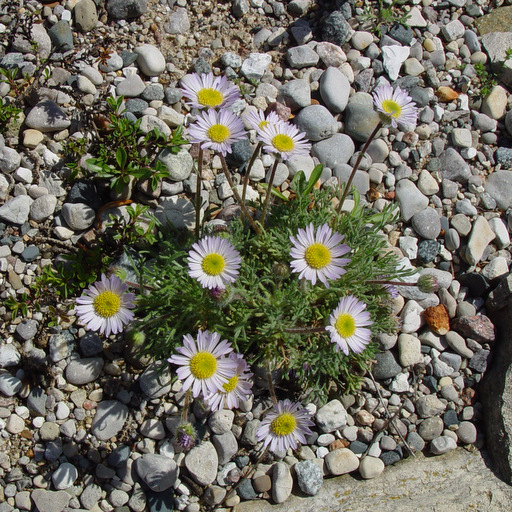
272, 262, 290, 279
176, 422, 197, 451
126, 329, 145, 346
417, 274, 439, 293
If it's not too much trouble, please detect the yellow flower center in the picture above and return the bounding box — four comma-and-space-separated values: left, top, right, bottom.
335, 313, 356, 338
201, 253, 226, 276
272, 134, 294, 153
304, 243, 331, 269
271, 412, 297, 436
207, 124, 231, 143
93, 291, 121, 318
381, 99, 402, 119
197, 88, 224, 108
189, 352, 217, 379
223, 374, 239, 393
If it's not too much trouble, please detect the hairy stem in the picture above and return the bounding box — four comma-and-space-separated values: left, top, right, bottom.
266, 359, 278, 406
242, 141, 262, 204
195, 147, 203, 241
219, 154, 262, 235
336, 121, 383, 215
260, 156, 280, 226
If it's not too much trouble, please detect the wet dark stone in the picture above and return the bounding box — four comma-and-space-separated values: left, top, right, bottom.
225, 139, 252, 168
237, 478, 258, 500
388, 23, 414, 45
380, 449, 402, 465
322, 10, 352, 46
417, 240, 440, 264
458, 272, 490, 298
443, 409, 460, 428
67, 180, 103, 210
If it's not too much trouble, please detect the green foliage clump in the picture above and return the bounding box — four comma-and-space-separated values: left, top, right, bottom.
361, 0, 411, 36
78, 96, 188, 194
133, 169, 413, 404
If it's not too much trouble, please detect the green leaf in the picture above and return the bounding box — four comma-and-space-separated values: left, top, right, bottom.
115, 147, 128, 170
304, 164, 324, 195
259, 183, 289, 202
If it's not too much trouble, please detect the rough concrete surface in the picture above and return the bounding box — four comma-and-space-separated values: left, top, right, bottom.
234, 449, 512, 512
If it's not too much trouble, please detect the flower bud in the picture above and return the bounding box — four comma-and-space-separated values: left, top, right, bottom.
272, 262, 290, 279
176, 422, 197, 451
126, 329, 145, 346
417, 274, 439, 293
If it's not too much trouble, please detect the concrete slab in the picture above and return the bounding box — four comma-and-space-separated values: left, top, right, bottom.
234, 449, 512, 511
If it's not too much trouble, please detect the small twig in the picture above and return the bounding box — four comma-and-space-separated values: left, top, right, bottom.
219, 154, 262, 235
260, 156, 280, 226
195, 147, 203, 241
367, 369, 416, 458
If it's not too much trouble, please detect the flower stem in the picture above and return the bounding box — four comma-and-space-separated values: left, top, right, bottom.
181, 389, 192, 422
266, 359, 278, 406
260, 156, 280, 226
284, 326, 325, 334
195, 147, 203, 241
219, 154, 262, 235
367, 280, 416, 287
242, 141, 262, 204
336, 121, 383, 215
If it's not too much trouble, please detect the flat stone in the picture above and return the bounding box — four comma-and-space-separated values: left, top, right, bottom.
445, 331, 474, 358
116, 74, 146, 97
359, 456, 385, 479
398, 334, 422, 366
319, 66, 350, 113
65, 357, 103, 385
465, 216, 496, 265
325, 448, 360, 475
395, 179, 429, 221
0, 195, 32, 226
295, 459, 323, 495
136, 454, 178, 491
0, 373, 22, 396
439, 148, 471, 183
0, 344, 21, 367
51, 463, 78, 490
316, 399, 348, 432
430, 436, 457, 455
91, 400, 129, 441
485, 170, 512, 210
286, 45, 319, 69
185, 442, 218, 486
294, 104, 338, 142
61, 202, 95, 231
212, 430, 238, 465
312, 133, 355, 168
31, 490, 70, 512
25, 100, 70, 133
241, 53, 272, 81
157, 148, 193, 181
418, 417, 444, 441
373, 351, 402, 380
272, 462, 293, 504
382, 45, 410, 80
457, 421, 478, 444
344, 94, 381, 142
416, 395, 446, 418
139, 360, 173, 398
134, 44, 166, 76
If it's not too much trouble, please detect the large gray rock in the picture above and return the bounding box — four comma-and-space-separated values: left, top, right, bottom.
312, 133, 355, 168
482, 273, 512, 484
135, 454, 178, 491
344, 94, 381, 142
485, 170, 512, 210
319, 67, 350, 113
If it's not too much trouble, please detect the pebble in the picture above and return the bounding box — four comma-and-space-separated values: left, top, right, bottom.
294, 459, 323, 495
0, 344, 21, 367
294, 105, 338, 142
90, 400, 128, 441
311, 133, 354, 168
65, 357, 104, 385
136, 454, 178, 491
430, 436, 458, 455
316, 400, 348, 432
325, 448, 360, 475
319, 66, 350, 113
465, 216, 496, 265
134, 44, 166, 76
272, 462, 294, 503
185, 442, 218, 486
241, 53, 272, 80
0, 373, 22, 397
395, 179, 428, 222
31, 490, 70, 512
51, 463, 78, 490
359, 456, 385, 479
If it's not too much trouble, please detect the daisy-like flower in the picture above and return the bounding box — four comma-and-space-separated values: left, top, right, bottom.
187, 108, 247, 156
326, 295, 373, 355
256, 399, 314, 454
257, 119, 311, 161
372, 83, 418, 129
289, 223, 351, 288
188, 236, 241, 290
244, 109, 281, 131
168, 330, 238, 398
205, 353, 253, 411
75, 273, 135, 337
180, 72, 240, 109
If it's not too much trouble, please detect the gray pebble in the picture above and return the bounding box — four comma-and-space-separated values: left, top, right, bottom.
65, 357, 103, 385
295, 459, 323, 495
294, 105, 338, 141
91, 400, 129, 441
0, 373, 22, 397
